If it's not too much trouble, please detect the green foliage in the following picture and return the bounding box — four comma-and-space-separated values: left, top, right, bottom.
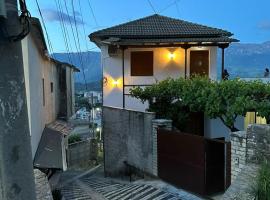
256, 160, 270, 200
130, 76, 270, 131
68, 134, 82, 144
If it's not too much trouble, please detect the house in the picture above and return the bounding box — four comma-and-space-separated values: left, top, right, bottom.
90, 14, 241, 139
21, 17, 79, 171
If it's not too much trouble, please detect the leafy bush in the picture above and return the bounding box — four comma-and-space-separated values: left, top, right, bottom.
130, 76, 270, 131
255, 160, 270, 200
68, 134, 82, 144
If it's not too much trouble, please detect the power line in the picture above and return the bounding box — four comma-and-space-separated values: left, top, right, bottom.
71, 0, 88, 90
35, 0, 55, 58
62, 0, 87, 90
86, 0, 98, 27
53, 0, 73, 64
175, 0, 181, 18
147, 0, 157, 14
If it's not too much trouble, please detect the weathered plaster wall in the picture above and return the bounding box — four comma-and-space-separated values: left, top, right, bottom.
22, 34, 60, 159
103, 106, 156, 176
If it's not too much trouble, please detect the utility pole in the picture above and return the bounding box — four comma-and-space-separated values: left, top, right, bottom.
0, 0, 36, 199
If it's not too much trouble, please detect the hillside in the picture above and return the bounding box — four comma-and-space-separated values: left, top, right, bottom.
52, 51, 101, 83
225, 41, 270, 78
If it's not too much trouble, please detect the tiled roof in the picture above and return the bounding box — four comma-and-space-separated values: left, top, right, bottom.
47, 120, 74, 136
90, 14, 237, 44
107, 37, 238, 46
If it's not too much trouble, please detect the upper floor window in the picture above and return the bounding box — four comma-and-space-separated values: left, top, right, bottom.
131, 51, 153, 76
50, 82, 54, 93
42, 78, 45, 106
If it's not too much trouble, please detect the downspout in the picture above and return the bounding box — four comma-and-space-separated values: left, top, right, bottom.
122, 47, 125, 109
221, 47, 225, 79
184, 48, 187, 79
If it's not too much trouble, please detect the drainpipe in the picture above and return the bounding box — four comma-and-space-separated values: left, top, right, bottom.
122, 47, 125, 109
219, 44, 229, 80
183, 45, 190, 79
184, 48, 187, 79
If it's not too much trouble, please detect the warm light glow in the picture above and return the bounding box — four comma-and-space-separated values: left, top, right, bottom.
168, 52, 175, 60
112, 80, 119, 86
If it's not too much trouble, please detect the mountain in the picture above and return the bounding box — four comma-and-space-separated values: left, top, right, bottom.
224, 41, 270, 78
52, 51, 101, 83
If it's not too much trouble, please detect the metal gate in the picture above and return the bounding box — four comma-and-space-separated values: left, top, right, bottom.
157, 129, 231, 195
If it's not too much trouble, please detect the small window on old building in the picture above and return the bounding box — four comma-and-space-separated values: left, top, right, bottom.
42, 78, 45, 106
131, 51, 153, 76
50, 82, 53, 93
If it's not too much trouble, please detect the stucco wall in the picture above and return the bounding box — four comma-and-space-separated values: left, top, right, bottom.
102, 45, 218, 112
102, 45, 240, 139
22, 34, 60, 159
204, 116, 245, 141
103, 106, 155, 176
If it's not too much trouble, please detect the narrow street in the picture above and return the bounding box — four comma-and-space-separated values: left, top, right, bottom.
57, 168, 202, 200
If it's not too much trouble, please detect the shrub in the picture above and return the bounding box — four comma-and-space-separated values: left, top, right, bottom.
68, 134, 82, 144
130, 76, 270, 132
256, 160, 270, 200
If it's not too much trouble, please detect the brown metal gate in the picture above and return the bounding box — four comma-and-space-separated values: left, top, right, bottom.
157, 129, 231, 195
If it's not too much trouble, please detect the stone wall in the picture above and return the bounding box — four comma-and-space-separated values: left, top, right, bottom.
34, 169, 53, 200
223, 124, 270, 199
103, 106, 156, 176
67, 139, 98, 169
230, 131, 247, 182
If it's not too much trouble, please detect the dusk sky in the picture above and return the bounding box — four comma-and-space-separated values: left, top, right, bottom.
27, 0, 270, 53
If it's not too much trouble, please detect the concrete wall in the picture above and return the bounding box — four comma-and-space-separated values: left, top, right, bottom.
102, 45, 218, 111
103, 106, 156, 176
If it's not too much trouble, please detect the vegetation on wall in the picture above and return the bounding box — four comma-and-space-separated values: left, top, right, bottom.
68, 134, 82, 144
130, 76, 270, 131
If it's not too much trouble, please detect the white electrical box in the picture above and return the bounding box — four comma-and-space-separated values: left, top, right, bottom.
0, 0, 7, 18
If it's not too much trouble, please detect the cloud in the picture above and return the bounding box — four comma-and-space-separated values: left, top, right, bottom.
42, 9, 84, 25
258, 20, 270, 31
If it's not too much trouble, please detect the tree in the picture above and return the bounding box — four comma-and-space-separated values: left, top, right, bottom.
130, 77, 270, 132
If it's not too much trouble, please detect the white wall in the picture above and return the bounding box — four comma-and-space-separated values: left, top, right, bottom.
102, 45, 218, 111
22, 34, 59, 159
204, 116, 245, 141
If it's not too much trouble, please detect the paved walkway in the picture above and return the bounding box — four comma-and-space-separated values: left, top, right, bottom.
57, 169, 203, 200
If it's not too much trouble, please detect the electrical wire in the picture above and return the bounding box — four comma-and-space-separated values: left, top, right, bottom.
71, 0, 88, 90
54, 0, 73, 64
147, 0, 157, 14
4, 0, 31, 42
35, 0, 55, 58
86, 0, 98, 27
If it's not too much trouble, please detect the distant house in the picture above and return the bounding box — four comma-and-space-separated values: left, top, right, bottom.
90, 14, 240, 139
21, 18, 79, 171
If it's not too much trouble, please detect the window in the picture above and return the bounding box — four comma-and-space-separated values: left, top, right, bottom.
131, 51, 153, 76
42, 78, 45, 106
50, 82, 53, 93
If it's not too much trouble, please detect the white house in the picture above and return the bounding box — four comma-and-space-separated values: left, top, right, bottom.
22, 18, 79, 171
90, 14, 243, 139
